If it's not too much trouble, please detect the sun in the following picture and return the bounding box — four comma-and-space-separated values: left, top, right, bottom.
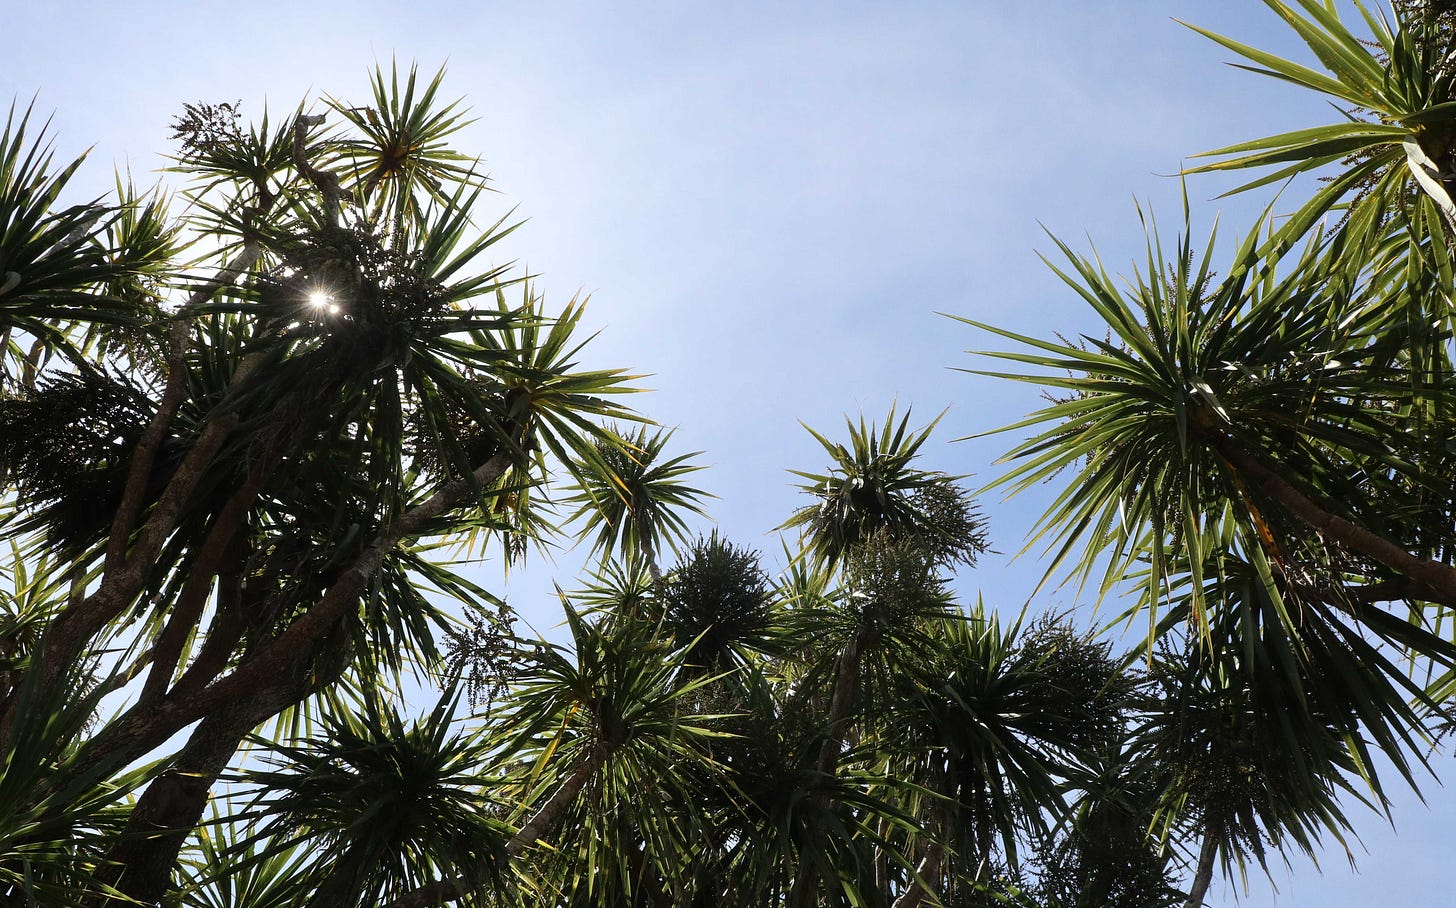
308, 290, 340, 314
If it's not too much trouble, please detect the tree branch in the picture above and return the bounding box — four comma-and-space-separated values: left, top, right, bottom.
292, 114, 343, 226
1211, 432, 1456, 608
137, 457, 271, 705
63, 450, 520, 780
891, 841, 945, 908
105, 244, 265, 574
1182, 833, 1218, 908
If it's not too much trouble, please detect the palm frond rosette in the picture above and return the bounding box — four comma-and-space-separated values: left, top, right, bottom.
782, 408, 988, 572
959, 204, 1456, 618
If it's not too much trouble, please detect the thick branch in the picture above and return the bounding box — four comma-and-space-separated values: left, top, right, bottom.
26, 346, 271, 717
1212, 433, 1456, 608
94, 645, 338, 908
66, 451, 518, 779
1289, 577, 1433, 608
817, 631, 863, 777
793, 629, 866, 908
1182, 834, 1218, 908
292, 114, 343, 225
892, 841, 945, 908
0, 403, 253, 746
196, 450, 518, 702
106, 243, 265, 573
29, 410, 241, 710
380, 878, 467, 908
138, 467, 267, 705
506, 748, 602, 858
163, 553, 246, 698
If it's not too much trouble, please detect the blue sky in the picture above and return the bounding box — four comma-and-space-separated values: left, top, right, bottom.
8, 1, 1453, 904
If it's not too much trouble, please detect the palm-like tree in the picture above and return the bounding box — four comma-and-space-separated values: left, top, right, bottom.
566, 425, 711, 584
0, 103, 139, 367
960, 200, 1447, 908
1140, 645, 1360, 908
963, 202, 1456, 684
771, 412, 999, 907
876, 607, 1136, 908
173, 814, 319, 908
1186, 0, 1456, 235
239, 692, 510, 908
962, 3, 1456, 900
1026, 735, 1184, 908
0, 64, 642, 906
14, 7, 1451, 906
781, 409, 987, 572
378, 605, 727, 908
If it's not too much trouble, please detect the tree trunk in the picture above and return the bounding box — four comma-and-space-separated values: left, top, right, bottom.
1182, 834, 1218, 908
817, 631, 863, 777
94, 648, 325, 907
789, 630, 866, 908
138, 471, 267, 705
94, 718, 249, 907
891, 841, 945, 908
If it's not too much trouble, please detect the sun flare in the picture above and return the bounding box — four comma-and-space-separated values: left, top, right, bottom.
308, 290, 340, 314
